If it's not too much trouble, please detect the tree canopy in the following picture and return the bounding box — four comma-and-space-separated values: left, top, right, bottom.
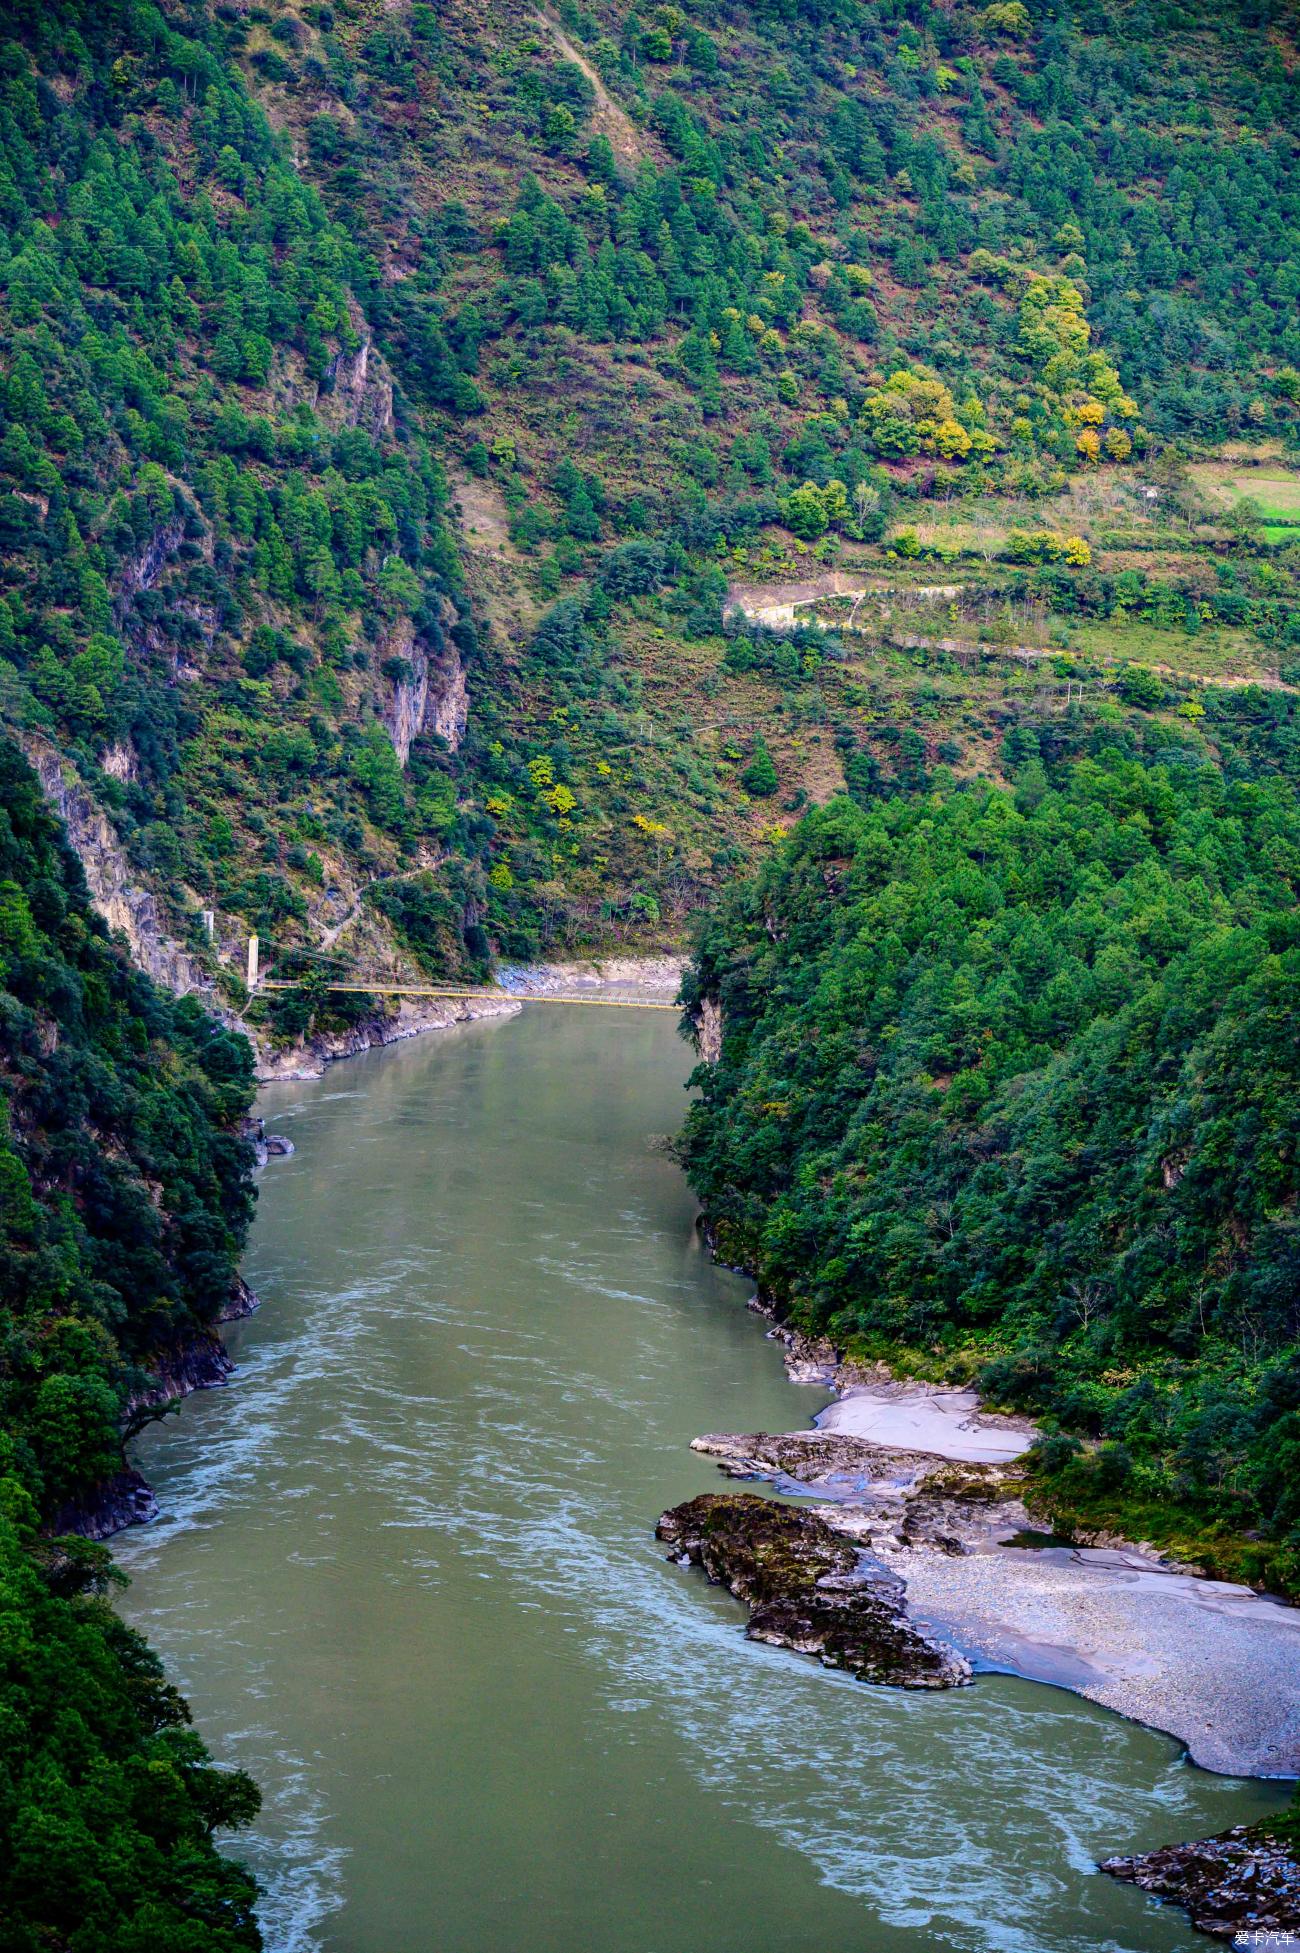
683, 710, 1300, 1593
0, 737, 261, 1949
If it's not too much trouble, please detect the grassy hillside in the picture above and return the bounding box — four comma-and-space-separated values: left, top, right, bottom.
0, 734, 261, 1949
239, 0, 1300, 936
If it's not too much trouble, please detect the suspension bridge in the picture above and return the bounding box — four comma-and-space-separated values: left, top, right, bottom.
243, 931, 680, 1010
257, 978, 678, 1011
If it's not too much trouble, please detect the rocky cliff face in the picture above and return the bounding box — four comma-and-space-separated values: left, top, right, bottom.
17, 733, 216, 1001
382, 616, 469, 767
317, 325, 444, 762
53, 1468, 159, 1539
125, 1333, 235, 1416
220, 1275, 261, 1324
321, 330, 393, 439
381, 618, 429, 767
426, 641, 469, 751
17, 732, 514, 1087
112, 518, 186, 609
53, 1273, 262, 1540
695, 995, 722, 1064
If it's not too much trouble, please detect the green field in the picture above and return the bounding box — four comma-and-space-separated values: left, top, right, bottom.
1190, 461, 1300, 526
1051, 617, 1280, 682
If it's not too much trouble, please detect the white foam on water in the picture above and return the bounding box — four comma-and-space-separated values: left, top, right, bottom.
124, 1372, 1239, 1953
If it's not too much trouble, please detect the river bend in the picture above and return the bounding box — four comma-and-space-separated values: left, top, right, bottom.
118, 1010, 1279, 1953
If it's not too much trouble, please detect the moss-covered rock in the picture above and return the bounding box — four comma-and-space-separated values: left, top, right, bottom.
656, 1493, 970, 1690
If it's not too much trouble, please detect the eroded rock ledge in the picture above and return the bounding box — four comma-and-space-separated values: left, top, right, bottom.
656, 1492, 971, 1690
1101, 1825, 1300, 1940
690, 1431, 1027, 1554
53, 1278, 262, 1541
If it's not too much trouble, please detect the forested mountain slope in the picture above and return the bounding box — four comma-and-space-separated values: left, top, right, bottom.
0, 0, 1299, 1934
0, 734, 261, 1949
223, 0, 1300, 958
682, 704, 1300, 1594
0, 0, 494, 1042
2, 0, 1300, 1054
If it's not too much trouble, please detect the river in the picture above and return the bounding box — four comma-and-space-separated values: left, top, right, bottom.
117, 1008, 1280, 1953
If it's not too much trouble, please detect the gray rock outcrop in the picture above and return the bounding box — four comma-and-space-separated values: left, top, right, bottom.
657, 1492, 971, 1690
1102, 1825, 1300, 1939
381, 616, 469, 766
17, 733, 214, 1000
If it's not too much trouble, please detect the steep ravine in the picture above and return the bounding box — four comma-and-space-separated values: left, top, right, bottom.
31, 713, 1294, 1940
78, 961, 683, 1542
59, 1275, 265, 1542
17, 728, 500, 1079
19, 723, 682, 1086
117, 1006, 1282, 1953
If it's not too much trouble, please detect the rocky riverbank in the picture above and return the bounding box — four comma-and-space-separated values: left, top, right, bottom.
254, 954, 683, 1081
55, 1276, 263, 1541
688, 1374, 1300, 1776
656, 1492, 970, 1689
254, 988, 520, 1082
497, 954, 683, 998
677, 1319, 1300, 1940
1101, 1823, 1300, 1939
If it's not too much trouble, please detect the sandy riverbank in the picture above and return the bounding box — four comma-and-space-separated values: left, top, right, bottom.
897, 1534, 1300, 1777
817, 1380, 1034, 1466
496, 954, 683, 999
701, 1353, 1300, 1780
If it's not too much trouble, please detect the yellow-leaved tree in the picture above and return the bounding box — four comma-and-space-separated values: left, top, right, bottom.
860, 368, 996, 461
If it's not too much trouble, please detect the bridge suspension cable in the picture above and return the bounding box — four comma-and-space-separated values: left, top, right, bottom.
256, 978, 679, 1011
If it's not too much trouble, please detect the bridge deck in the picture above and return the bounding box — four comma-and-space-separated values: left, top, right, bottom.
258, 980, 679, 1011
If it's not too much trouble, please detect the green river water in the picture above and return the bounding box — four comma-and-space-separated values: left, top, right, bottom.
118, 1008, 1279, 1953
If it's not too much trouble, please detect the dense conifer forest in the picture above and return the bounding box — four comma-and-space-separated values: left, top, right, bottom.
2, 0, 1300, 1030
0, 736, 261, 1949
681, 700, 1300, 1592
